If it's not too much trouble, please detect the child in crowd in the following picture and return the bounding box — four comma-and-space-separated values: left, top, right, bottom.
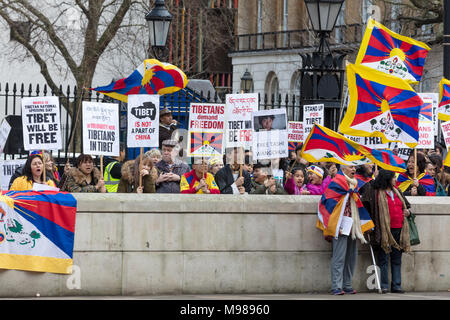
305, 165, 331, 195
284, 167, 309, 195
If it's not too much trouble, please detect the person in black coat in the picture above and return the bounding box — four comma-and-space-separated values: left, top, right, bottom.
214, 147, 252, 194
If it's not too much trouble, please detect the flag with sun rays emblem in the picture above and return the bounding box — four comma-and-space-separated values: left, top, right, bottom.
0, 191, 77, 274
91, 59, 188, 103
339, 64, 423, 148
438, 77, 450, 122
188, 103, 226, 157
356, 18, 430, 83
189, 132, 224, 156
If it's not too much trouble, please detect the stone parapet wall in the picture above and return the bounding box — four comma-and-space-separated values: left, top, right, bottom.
0, 194, 448, 297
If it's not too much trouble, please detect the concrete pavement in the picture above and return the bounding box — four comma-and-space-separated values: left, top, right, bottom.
4, 291, 450, 300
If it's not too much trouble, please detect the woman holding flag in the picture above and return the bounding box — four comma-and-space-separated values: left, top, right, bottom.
397, 152, 435, 196
317, 165, 374, 295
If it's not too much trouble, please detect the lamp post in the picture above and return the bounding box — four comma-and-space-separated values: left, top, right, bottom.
240, 69, 253, 93
299, 0, 346, 130
145, 0, 173, 59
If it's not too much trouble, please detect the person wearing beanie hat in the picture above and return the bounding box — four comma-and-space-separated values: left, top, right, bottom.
305, 164, 331, 195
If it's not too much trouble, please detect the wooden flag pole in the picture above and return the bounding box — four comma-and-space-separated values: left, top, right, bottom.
413, 148, 417, 179
139, 147, 144, 188
42, 150, 46, 183
100, 155, 104, 178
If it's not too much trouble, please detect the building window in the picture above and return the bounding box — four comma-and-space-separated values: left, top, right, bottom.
265, 71, 279, 107
290, 71, 301, 120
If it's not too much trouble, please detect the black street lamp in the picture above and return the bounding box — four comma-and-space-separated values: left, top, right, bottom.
240, 69, 253, 93
299, 0, 346, 130
145, 0, 173, 58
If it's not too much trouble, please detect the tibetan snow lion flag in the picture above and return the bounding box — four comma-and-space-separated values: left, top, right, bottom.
301, 124, 406, 172
0, 191, 77, 274
92, 59, 188, 103
317, 170, 374, 239
438, 77, 450, 122
339, 64, 422, 148
356, 18, 430, 83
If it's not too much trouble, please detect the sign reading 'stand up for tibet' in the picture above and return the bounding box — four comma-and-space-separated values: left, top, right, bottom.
188, 103, 226, 157
82, 101, 119, 157
21, 96, 62, 151
127, 95, 159, 148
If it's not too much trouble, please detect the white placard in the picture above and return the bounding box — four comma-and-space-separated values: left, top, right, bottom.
344, 135, 390, 149
0, 119, 11, 154
21, 96, 62, 151
1, 159, 26, 190
303, 104, 324, 142
82, 101, 119, 156
287, 121, 304, 143
225, 93, 258, 149
417, 94, 435, 149
188, 103, 226, 157
419, 93, 439, 136
252, 108, 288, 160
127, 95, 160, 148
441, 120, 450, 150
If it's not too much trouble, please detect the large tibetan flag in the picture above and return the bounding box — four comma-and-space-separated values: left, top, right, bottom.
317, 170, 374, 239
301, 124, 406, 172
396, 172, 436, 196
92, 59, 188, 103
356, 18, 430, 83
0, 191, 77, 274
438, 77, 450, 121
339, 64, 423, 148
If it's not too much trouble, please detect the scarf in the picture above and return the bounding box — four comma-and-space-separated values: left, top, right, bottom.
377, 187, 411, 254
344, 173, 367, 244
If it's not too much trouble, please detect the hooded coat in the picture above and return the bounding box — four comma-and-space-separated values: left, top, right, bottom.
117, 160, 156, 193
60, 166, 103, 193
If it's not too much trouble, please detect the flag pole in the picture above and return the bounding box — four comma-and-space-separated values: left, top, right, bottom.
413, 148, 417, 179
100, 155, 104, 178
139, 147, 144, 189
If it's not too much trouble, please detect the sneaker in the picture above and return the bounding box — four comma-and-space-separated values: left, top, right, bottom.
343, 288, 357, 294
391, 289, 405, 294
381, 288, 389, 294
331, 289, 345, 295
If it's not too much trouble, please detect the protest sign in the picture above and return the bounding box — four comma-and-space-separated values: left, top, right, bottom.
188, 103, 226, 157
417, 95, 434, 149
127, 95, 159, 148
1, 159, 26, 190
82, 101, 119, 156
21, 96, 62, 151
225, 93, 258, 149
419, 93, 439, 136
0, 119, 11, 154
303, 104, 324, 141
441, 120, 450, 150
252, 108, 288, 160
344, 135, 390, 149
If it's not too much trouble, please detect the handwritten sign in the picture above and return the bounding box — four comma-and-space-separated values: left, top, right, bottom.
0, 119, 11, 154
287, 121, 304, 143
82, 101, 119, 156
225, 93, 258, 149
21, 96, 62, 151
127, 95, 159, 148
441, 120, 450, 150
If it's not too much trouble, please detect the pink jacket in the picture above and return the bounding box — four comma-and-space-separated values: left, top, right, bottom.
306, 176, 331, 195
284, 177, 305, 195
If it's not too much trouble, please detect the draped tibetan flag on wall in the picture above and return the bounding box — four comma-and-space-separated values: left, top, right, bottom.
339, 64, 422, 148
92, 59, 188, 103
301, 124, 406, 172
356, 18, 430, 83
0, 191, 77, 274
438, 77, 450, 122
